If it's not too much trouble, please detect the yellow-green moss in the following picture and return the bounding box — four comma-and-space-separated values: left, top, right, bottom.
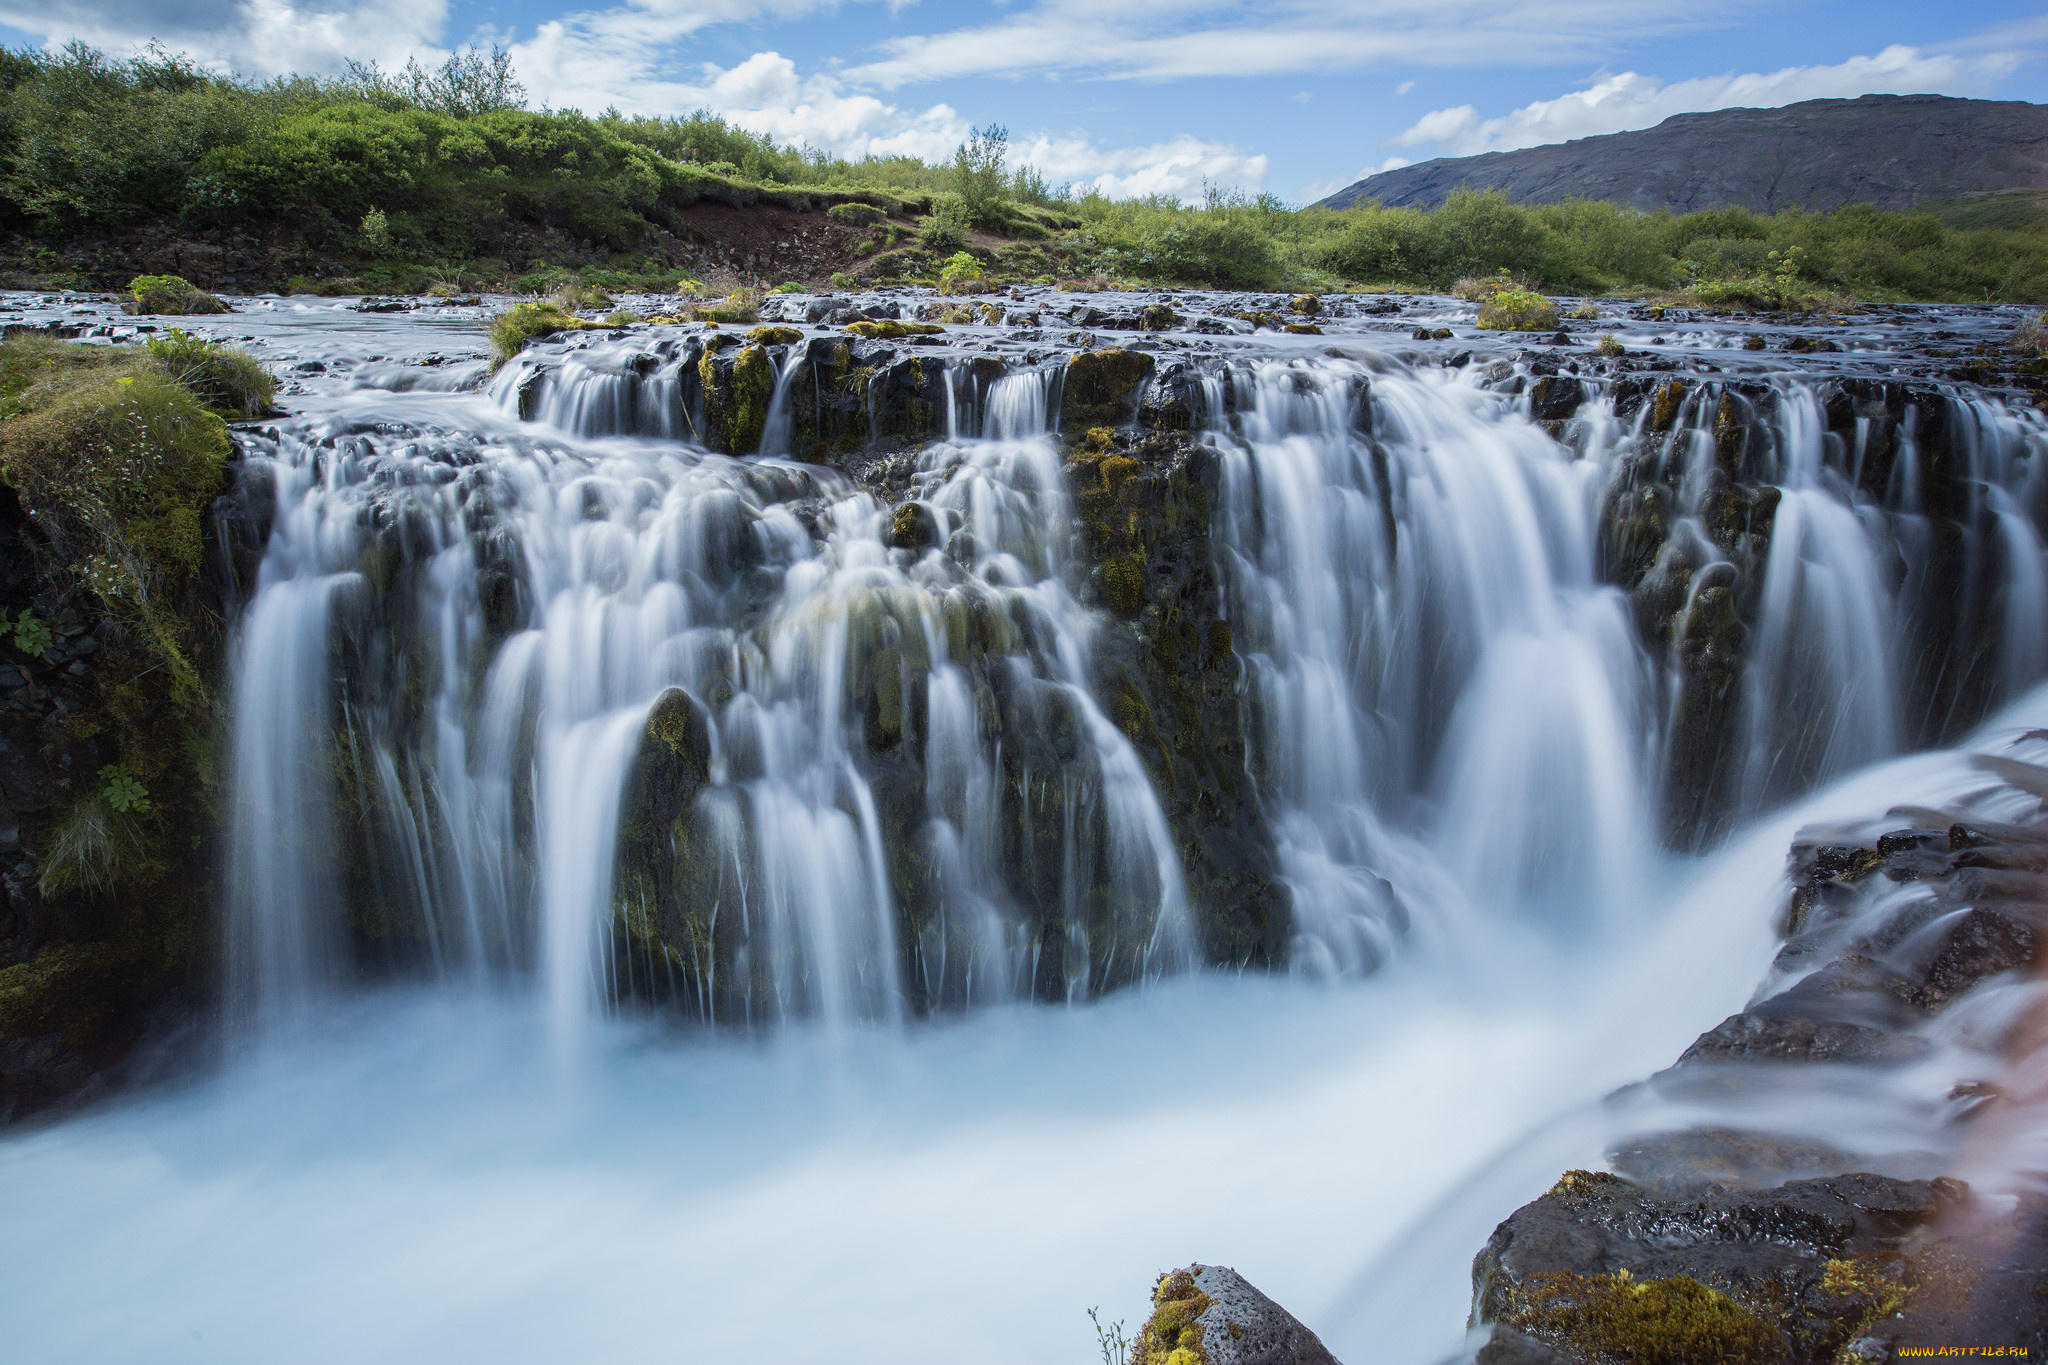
1290, 294, 1322, 316
1060, 348, 1154, 428
845, 319, 946, 339
1282, 322, 1323, 335
1134, 1270, 1215, 1365
1500, 1272, 1782, 1365
1103, 554, 1146, 617
746, 325, 803, 346
1651, 379, 1689, 432
698, 342, 776, 454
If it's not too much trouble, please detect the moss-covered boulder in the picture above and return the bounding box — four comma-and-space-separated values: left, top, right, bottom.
698, 342, 776, 454
1472, 1169, 1963, 1365
0, 338, 245, 1119
1060, 348, 1155, 430
1135, 1265, 1341, 1365
124, 274, 228, 317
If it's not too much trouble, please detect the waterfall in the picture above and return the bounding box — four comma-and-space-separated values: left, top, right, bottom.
220, 320, 2048, 1036
225, 354, 1189, 1040
1200, 355, 2048, 968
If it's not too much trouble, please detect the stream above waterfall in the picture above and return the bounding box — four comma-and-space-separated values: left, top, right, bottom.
2, 286, 2045, 1363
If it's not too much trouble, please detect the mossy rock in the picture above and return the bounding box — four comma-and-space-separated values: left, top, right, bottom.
845, 319, 945, 339
888, 500, 939, 551
1060, 348, 1155, 430
1499, 1271, 1784, 1365
489, 302, 599, 368
1650, 379, 1689, 432
1290, 294, 1322, 316
1282, 322, 1323, 336
698, 343, 776, 454
827, 202, 886, 227
746, 325, 802, 346
125, 275, 228, 317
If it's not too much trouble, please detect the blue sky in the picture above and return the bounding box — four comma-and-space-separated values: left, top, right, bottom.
1, 0, 2043, 202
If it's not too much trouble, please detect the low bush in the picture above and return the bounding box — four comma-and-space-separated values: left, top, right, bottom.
938, 251, 985, 294
1476, 288, 1560, 330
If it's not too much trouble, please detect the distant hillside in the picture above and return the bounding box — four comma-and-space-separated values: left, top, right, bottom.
1315, 94, 2048, 214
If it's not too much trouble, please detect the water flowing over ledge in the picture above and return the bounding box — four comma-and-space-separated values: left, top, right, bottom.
3, 287, 2046, 1364
211, 295, 2048, 1051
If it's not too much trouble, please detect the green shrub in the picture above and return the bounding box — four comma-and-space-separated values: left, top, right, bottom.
143, 329, 275, 418
938, 250, 985, 294
828, 202, 886, 227
126, 274, 227, 316
1597, 334, 1625, 357
1477, 288, 1560, 330
358, 207, 393, 254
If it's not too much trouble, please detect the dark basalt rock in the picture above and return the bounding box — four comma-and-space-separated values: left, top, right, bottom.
1473, 1169, 1964, 1365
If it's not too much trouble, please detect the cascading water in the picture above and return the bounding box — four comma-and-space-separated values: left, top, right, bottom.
225, 349, 1188, 1042
10, 290, 2048, 1365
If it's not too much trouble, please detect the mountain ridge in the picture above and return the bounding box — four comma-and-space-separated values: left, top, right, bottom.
1314, 93, 2048, 214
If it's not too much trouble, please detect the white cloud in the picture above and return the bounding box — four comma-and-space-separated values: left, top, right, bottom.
1016, 131, 1267, 199
843, 0, 1729, 88
1393, 79, 1415, 95
0, 0, 450, 74
1390, 43, 2032, 157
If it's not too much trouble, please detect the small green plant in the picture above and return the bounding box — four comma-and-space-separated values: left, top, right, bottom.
1597, 334, 1625, 357
829, 271, 859, 289
1570, 302, 1601, 320
358, 208, 394, 255
938, 251, 986, 294
1476, 288, 1560, 331
125, 275, 228, 317
1087, 1307, 1129, 1365
9, 608, 51, 657
1768, 244, 1805, 290
603, 310, 639, 327
99, 764, 150, 814
768, 281, 803, 294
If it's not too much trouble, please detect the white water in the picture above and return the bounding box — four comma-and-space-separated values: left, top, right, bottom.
10, 692, 2048, 1364
8, 300, 2048, 1363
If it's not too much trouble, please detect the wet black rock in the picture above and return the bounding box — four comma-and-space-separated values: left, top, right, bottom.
1473, 1169, 1963, 1365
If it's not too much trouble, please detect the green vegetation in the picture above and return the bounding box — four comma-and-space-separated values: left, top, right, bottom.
487, 300, 600, 367
1499, 1271, 1782, 1365
0, 339, 231, 683
0, 332, 249, 1056
1477, 287, 1561, 330
144, 329, 275, 416
0, 42, 2037, 301
125, 274, 227, 315
938, 250, 985, 293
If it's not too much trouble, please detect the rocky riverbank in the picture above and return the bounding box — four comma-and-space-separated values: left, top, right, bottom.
1464, 755, 2048, 1362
